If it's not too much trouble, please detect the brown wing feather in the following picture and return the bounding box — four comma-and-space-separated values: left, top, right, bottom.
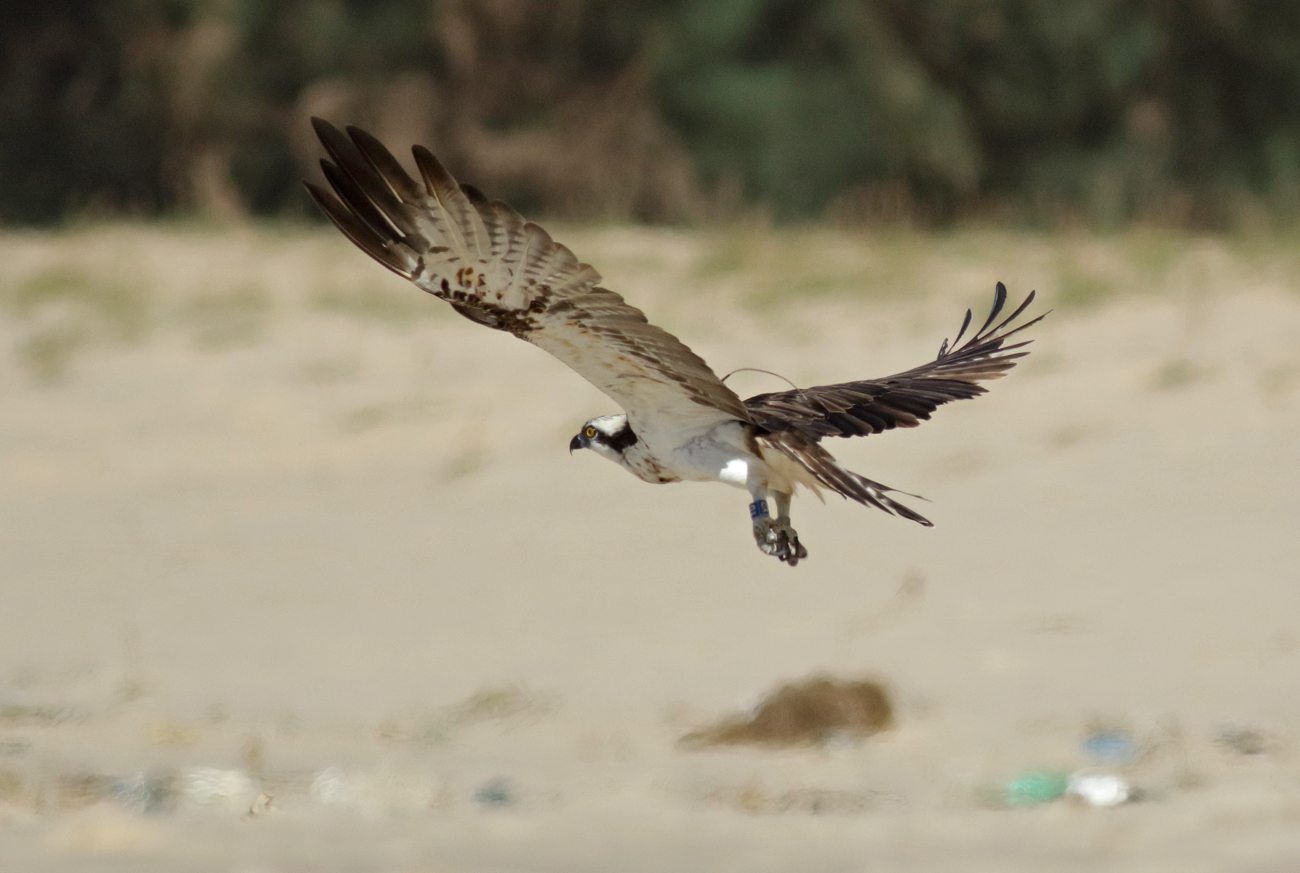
745, 283, 1044, 440
305, 118, 752, 432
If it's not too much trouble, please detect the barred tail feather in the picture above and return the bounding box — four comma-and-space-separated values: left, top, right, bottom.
758, 432, 932, 527
844, 470, 932, 527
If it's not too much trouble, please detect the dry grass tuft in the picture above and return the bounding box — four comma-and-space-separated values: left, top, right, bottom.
2, 265, 153, 382
681, 674, 893, 749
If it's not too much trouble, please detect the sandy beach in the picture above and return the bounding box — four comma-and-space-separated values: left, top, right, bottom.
2, 224, 1299, 871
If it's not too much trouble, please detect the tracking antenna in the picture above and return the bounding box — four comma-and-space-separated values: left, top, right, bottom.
720, 367, 807, 397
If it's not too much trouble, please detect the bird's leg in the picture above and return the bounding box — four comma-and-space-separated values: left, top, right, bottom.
750, 491, 805, 566
750, 494, 780, 556
773, 492, 807, 565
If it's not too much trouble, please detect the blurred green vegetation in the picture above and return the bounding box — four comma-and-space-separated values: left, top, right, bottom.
3, 0, 1300, 227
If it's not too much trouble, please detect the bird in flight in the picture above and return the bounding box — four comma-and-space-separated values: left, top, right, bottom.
305, 119, 1043, 566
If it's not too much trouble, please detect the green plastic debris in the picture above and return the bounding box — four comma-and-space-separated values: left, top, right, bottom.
1003, 770, 1070, 807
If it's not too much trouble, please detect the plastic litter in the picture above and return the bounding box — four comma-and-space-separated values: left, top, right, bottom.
1067, 772, 1131, 807
1002, 770, 1070, 807
1081, 729, 1138, 764
179, 767, 257, 808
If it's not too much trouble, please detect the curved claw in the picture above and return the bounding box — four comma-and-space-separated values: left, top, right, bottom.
753, 518, 809, 567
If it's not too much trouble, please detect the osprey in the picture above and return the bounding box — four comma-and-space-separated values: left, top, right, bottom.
305, 119, 1044, 566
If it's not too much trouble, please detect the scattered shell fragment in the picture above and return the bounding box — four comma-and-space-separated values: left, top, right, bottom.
246, 792, 274, 818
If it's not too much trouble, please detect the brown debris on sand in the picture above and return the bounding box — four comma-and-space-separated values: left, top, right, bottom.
681, 674, 893, 749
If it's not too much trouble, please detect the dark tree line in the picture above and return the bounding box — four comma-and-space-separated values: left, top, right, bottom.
3, 0, 1299, 226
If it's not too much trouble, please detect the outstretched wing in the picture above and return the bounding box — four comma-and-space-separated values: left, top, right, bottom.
304, 118, 751, 432
744, 283, 1043, 441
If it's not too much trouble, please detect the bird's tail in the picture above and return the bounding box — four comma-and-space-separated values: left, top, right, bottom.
841, 468, 932, 527
757, 432, 932, 526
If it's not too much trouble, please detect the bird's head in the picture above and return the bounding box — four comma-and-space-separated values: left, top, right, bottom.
569, 414, 638, 464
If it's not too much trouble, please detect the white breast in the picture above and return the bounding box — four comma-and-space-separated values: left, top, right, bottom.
626, 420, 823, 497
659, 421, 762, 487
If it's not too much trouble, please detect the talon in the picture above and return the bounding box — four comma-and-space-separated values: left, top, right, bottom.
753, 516, 808, 566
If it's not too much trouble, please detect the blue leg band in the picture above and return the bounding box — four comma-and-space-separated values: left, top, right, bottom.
749, 499, 770, 520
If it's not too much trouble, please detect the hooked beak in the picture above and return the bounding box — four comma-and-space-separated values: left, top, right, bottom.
568, 433, 586, 455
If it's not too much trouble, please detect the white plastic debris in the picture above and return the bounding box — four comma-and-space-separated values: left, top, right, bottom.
1067, 772, 1131, 807
308, 766, 444, 816
179, 767, 257, 809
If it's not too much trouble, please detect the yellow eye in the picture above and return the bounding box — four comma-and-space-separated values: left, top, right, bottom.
584, 426, 597, 439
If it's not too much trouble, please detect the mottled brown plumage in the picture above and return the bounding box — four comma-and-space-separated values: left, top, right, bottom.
305, 117, 753, 437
